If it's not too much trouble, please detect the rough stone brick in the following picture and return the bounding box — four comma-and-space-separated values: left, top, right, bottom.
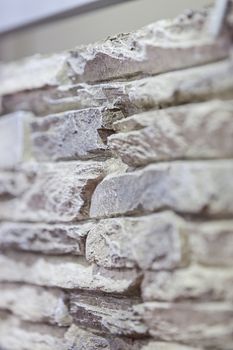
0, 7, 231, 96
121, 58, 233, 114
69, 292, 147, 337
142, 266, 233, 302
0, 315, 202, 350
68, 57, 233, 118
141, 343, 202, 350
109, 100, 233, 166
0, 171, 30, 199
0, 221, 92, 255
1, 84, 106, 116
63, 57, 233, 119
0, 313, 66, 350
189, 221, 233, 267
0, 161, 105, 222
2, 56, 233, 119
0, 284, 71, 326
0, 112, 32, 169
64, 324, 149, 350
65, 325, 200, 349
90, 160, 233, 218
0, 252, 140, 294
135, 302, 233, 349
0, 315, 149, 350
0, 53, 70, 96
86, 211, 188, 270
67, 9, 231, 84
30, 108, 123, 161
86, 213, 233, 271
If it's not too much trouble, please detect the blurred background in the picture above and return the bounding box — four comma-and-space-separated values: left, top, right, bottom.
0, 0, 210, 62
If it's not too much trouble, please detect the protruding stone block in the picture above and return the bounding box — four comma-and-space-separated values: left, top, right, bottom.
70, 292, 147, 336
87, 214, 233, 271
0, 112, 32, 169
0, 221, 92, 255
189, 220, 233, 267
0, 252, 140, 294
0, 161, 105, 222
141, 342, 202, 350
65, 324, 149, 350
121, 58, 233, 115
67, 10, 231, 84
135, 302, 233, 349
30, 108, 123, 161
109, 100, 233, 166
142, 266, 233, 302
0, 284, 71, 326
0, 314, 66, 350
90, 160, 233, 218
0, 53, 70, 95
86, 212, 188, 270
1, 8, 231, 96
2, 57, 233, 119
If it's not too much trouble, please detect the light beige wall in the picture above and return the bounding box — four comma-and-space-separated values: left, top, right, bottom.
0, 0, 211, 62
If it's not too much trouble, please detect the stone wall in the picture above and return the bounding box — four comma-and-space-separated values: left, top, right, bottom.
0, 5, 233, 350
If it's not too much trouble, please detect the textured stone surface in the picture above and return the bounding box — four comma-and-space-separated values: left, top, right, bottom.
30, 108, 123, 161
69, 292, 147, 337
90, 160, 233, 218
86, 211, 188, 270
0, 284, 71, 326
142, 266, 233, 302
2, 56, 233, 119
0, 5, 233, 349
0, 252, 140, 293
57, 57, 233, 120
0, 8, 231, 96
0, 53, 70, 96
0, 171, 29, 199
109, 100, 233, 166
0, 315, 202, 350
189, 221, 233, 267
0, 316, 150, 350
64, 324, 148, 350
1, 83, 107, 117
135, 302, 233, 349
0, 314, 66, 350
65, 325, 200, 349
0, 112, 32, 169
67, 10, 231, 84
141, 343, 202, 350
0, 221, 92, 255
87, 213, 233, 271
0, 161, 105, 222
120, 57, 233, 115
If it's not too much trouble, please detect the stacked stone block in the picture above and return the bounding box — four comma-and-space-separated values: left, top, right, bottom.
0, 6, 232, 350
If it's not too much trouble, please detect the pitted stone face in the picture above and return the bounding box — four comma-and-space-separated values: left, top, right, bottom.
90, 161, 233, 218
0, 161, 105, 222
108, 100, 233, 166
